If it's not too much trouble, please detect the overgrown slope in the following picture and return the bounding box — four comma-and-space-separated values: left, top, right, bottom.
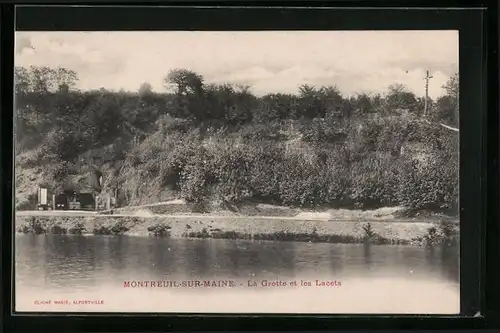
14, 66, 459, 216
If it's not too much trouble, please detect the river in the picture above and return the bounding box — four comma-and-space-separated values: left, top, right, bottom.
15, 234, 460, 314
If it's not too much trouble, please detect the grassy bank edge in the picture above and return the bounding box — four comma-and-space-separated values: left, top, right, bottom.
15, 215, 459, 247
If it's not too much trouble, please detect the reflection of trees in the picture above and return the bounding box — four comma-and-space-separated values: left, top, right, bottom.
253, 241, 297, 278
399, 246, 424, 267
168, 239, 190, 277
439, 244, 459, 283
227, 241, 243, 276
424, 245, 437, 266
212, 241, 252, 278
200, 240, 299, 279
16, 235, 47, 288
243, 246, 260, 277
273, 242, 296, 277
108, 236, 127, 271
36, 235, 100, 289
158, 238, 215, 279
422, 243, 459, 283
362, 243, 373, 267
149, 238, 176, 278
191, 239, 211, 277
324, 243, 345, 276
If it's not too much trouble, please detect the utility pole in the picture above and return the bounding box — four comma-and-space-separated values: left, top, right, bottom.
424, 70, 433, 117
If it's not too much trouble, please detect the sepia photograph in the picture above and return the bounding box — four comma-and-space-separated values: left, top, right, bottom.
14, 30, 459, 314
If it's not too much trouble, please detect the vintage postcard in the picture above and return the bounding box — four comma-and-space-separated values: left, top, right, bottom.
14, 30, 459, 314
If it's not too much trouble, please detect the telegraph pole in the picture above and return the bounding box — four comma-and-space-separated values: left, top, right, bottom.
424, 70, 433, 117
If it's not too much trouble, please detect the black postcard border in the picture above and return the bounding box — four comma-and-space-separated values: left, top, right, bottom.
1, 4, 496, 332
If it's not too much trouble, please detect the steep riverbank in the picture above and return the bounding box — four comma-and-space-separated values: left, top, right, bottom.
15, 212, 459, 246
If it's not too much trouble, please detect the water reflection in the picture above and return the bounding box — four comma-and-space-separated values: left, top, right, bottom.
363, 242, 373, 267
440, 243, 460, 282
15, 235, 459, 292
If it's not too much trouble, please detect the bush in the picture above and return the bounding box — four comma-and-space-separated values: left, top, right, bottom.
397, 152, 458, 212
239, 122, 284, 142
179, 145, 211, 203
299, 118, 347, 145
147, 224, 172, 237
276, 153, 327, 207
352, 117, 384, 153
349, 153, 401, 209
162, 117, 193, 134
209, 144, 253, 204
247, 143, 285, 202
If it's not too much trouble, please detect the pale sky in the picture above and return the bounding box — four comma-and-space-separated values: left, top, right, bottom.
15, 31, 458, 99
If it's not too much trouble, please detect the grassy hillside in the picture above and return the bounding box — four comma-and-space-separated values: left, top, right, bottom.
14, 66, 459, 217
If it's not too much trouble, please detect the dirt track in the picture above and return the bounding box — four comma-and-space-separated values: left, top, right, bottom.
16, 210, 99, 217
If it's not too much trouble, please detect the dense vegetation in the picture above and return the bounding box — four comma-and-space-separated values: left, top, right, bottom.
15, 66, 459, 215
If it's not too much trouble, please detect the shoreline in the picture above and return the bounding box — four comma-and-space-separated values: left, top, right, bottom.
15, 213, 459, 247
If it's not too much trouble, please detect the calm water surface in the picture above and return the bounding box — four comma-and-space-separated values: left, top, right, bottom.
15, 234, 460, 314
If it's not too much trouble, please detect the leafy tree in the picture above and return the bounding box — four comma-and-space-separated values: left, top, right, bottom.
436, 73, 459, 127
443, 73, 459, 100
54, 67, 78, 92
297, 84, 324, 118
138, 82, 153, 97
165, 69, 204, 96
164, 69, 207, 122
385, 84, 420, 115
14, 67, 31, 95
255, 93, 298, 123
352, 93, 374, 115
